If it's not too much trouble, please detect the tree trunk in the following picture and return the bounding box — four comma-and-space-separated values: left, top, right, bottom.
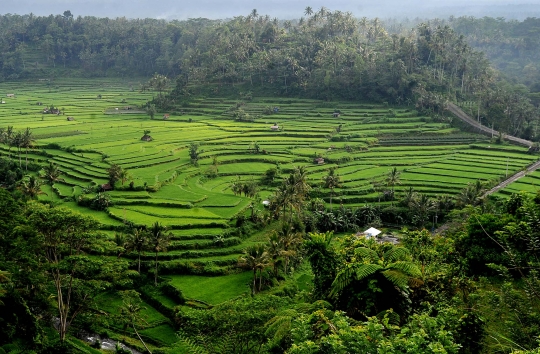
138, 253, 141, 274
252, 269, 256, 295
133, 324, 152, 354
154, 252, 158, 286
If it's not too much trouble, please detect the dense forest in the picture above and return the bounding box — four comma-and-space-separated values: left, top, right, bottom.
2, 8, 540, 354
1, 10, 538, 139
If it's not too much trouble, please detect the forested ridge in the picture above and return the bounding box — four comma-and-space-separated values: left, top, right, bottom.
4, 9, 538, 138
2, 8, 540, 354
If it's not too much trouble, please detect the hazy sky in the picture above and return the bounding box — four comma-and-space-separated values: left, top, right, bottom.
3, 0, 540, 20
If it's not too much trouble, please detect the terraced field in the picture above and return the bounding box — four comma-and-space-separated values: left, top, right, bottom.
1, 78, 538, 298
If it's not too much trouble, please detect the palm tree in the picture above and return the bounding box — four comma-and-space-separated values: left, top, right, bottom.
277, 222, 303, 275
107, 164, 123, 188
22, 127, 34, 171
385, 167, 401, 202
266, 233, 283, 278
409, 193, 436, 228
13, 131, 24, 168
19, 175, 47, 199
323, 167, 341, 208
330, 241, 422, 318
124, 228, 149, 273
304, 6, 313, 16
238, 244, 268, 294
149, 73, 169, 99
0, 126, 14, 158
40, 161, 64, 185
118, 290, 152, 354
118, 169, 130, 186
149, 222, 170, 286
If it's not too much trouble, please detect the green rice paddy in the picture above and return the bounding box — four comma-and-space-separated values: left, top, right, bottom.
1, 77, 538, 313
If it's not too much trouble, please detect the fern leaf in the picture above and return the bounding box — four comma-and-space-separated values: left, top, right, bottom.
387, 261, 422, 277
354, 247, 379, 262
382, 269, 409, 289
354, 263, 383, 281
383, 246, 411, 263
330, 265, 357, 298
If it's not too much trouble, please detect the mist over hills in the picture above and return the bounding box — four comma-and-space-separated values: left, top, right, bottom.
3, 0, 540, 20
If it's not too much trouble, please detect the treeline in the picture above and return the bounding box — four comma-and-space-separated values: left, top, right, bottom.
448, 16, 540, 95
0, 12, 213, 78
0, 10, 539, 137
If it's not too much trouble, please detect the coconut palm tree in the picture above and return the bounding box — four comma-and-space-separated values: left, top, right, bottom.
118, 169, 130, 186
149, 222, 171, 286
124, 228, 149, 274
40, 161, 64, 185
266, 232, 283, 278
304, 6, 313, 16
118, 290, 152, 354
22, 127, 34, 171
13, 131, 24, 168
385, 167, 401, 202
409, 193, 436, 228
238, 244, 269, 294
19, 175, 47, 199
277, 222, 303, 275
323, 167, 341, 208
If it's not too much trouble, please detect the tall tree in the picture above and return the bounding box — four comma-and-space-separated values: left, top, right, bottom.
40, 161, 64, 185
21, 128, 34, 171
124, 228, 149, 274
238, 244, 269, 294
323, 167, 341, 208
149, 222, 171, 286
27, 204, 126, 342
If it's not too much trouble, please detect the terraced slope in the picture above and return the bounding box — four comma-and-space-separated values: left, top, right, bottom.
0, 79, 537, 276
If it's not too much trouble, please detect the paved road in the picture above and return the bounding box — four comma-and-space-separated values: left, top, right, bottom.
446, 103, 533, 148
445, 102, 540, 196
432, 104, 540, 234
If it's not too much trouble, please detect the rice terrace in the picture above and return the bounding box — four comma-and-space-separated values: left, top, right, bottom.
2, 8, 540, 353
1, 77, 537, 280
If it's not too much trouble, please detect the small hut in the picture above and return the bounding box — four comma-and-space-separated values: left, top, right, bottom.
67, 116, 75, 121
101, 183, 113, 191
333, 112, 340, 118
314, 157, 325, 165
163, 114, 170, 120
141, 134, 153, 142
271, 124, 279, 131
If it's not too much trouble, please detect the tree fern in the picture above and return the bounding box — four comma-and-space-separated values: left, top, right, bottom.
382, 269, 410, 289
330, 265, 357, 298
354, 247, 379, 263
383, 246, 411, 263
388, 261, 422, 278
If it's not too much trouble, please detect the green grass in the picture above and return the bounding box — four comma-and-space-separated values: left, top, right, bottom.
166, 272, 253, 304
